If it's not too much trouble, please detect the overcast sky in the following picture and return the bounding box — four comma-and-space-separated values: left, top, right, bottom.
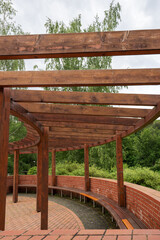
12, 0, 160, 95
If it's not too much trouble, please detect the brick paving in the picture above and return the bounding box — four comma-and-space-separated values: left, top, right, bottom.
5, 195, 84, 230
0, 229, 160, 239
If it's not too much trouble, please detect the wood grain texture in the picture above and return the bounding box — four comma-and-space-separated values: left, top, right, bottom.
1, 69, 160, 87
18, 103, 150, 118
0, 88, 10, 231
41, 127, 49, 230
11, 90, 160, 106
51, 149, 56, 186
13, 150, 19, 203
84, 144, 90, 192
37, 142, 42, 212
116, 134, 126, 208
1, 29, 160, 60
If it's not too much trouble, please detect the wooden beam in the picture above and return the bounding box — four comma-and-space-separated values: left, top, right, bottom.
19, 103, 150, 118
2, 69, 160, 87
32, 113, 138, 126
37, 142, 42, 212
13, 150, 19, 203
50, 127, 118, 135
11, 90, 160, 106
49, 132, 113, 139
0, 88, 10, 231
41, 121, 130, 131
84, 144, 90, 191
116, 134, 125, 207
51, 149, 56, 186
10, 101, 43, 136
121, 101, 160, 138
41, 127, 49, 230
1, 30, 160, 60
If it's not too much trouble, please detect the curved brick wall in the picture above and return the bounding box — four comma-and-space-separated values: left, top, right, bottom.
7, 175, 160, 229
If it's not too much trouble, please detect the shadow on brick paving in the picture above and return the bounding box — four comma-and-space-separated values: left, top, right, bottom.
49, 195, 117, 229
17, 193, 117, 229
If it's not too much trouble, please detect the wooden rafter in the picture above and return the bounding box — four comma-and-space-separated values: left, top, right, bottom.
1, 69, 160, 87
1, 29, 160, 60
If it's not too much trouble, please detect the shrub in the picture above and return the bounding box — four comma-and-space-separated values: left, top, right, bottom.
27, 166, 37, 175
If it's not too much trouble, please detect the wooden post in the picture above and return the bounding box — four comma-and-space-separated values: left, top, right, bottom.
51, 149, 56, 186
36, 141, 42, 212
84, 144, 90, 191
116, 134, 126, 207
0, 88, 10, 231
13, 149, 19, 203
41, 127, 49, 230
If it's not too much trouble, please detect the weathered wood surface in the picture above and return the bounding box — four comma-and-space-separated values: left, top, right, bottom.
37, 142, 42, 212
19, 103, 150, 118
1, 69, 160, 87
41, 121, 130, 131
84, 144, 90, 191
51, 149, 56, 186
32, 113, 138, 125
11, 90, 160, 106
0, 88, 10, 231
116, 134, 126, 207
1, 30, 160, 60
41, 127, 49, 230
13, 150, 19, 203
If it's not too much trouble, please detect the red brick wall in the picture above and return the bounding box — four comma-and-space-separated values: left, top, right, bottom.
7, 175, 160, 229
57, 175, 85, 190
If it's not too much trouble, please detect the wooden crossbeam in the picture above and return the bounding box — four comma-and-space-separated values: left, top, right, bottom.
49, 127, 117, 135
18, 103, 150, 118
11, 90, 160, 106
1, 30, 160, 60
1, 69, 160, 87
40, 121, 130, 131
31, 113, 138, 126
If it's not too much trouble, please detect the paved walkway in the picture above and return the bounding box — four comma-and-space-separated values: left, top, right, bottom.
0, 229, 160, 240
6, 194, 84, 230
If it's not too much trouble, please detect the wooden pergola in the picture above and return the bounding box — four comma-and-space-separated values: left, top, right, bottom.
0, 29, 160, 230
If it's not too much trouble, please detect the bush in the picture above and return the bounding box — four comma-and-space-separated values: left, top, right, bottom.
27, 166, 37, 175
124, 167, 160, 190
27, 162, 160, 191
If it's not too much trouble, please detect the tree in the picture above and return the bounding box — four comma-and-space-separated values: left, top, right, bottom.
40, 1, 122, 168
44, 0, 121, 93
0, 0, 25, 71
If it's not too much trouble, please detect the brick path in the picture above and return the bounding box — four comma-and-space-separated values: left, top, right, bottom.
0, 229, 160, 240
5, 195, 84, 230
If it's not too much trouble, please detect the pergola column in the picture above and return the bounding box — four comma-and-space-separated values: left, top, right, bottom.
36, 141, 42, 212
84, 144, 90, 191
116, 134, 126, 207
41, 127, 49, 230
13, 149, 19, 203
51, 149, 56, 186
0, 88, 10, 231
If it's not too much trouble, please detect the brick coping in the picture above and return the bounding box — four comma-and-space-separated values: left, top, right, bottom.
0, 229, 160, 239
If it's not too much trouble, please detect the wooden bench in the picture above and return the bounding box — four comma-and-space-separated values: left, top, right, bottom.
18, 184, 147, 229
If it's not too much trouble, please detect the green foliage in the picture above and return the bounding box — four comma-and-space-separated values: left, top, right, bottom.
123, 167, 160, 191
28, 162, 160, 190
28, 166, 37, 175
0, 0, 25, 71
43, 1, 121, 93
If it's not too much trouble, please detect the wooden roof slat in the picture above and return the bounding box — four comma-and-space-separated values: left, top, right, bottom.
2, 69, 160, 87
49, 127, 117, 135
18, 103, 150, 118
11, 90, 160, 106
1, 29, 160, 60
40, 121, 130, 131
31, 113, 138, 126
